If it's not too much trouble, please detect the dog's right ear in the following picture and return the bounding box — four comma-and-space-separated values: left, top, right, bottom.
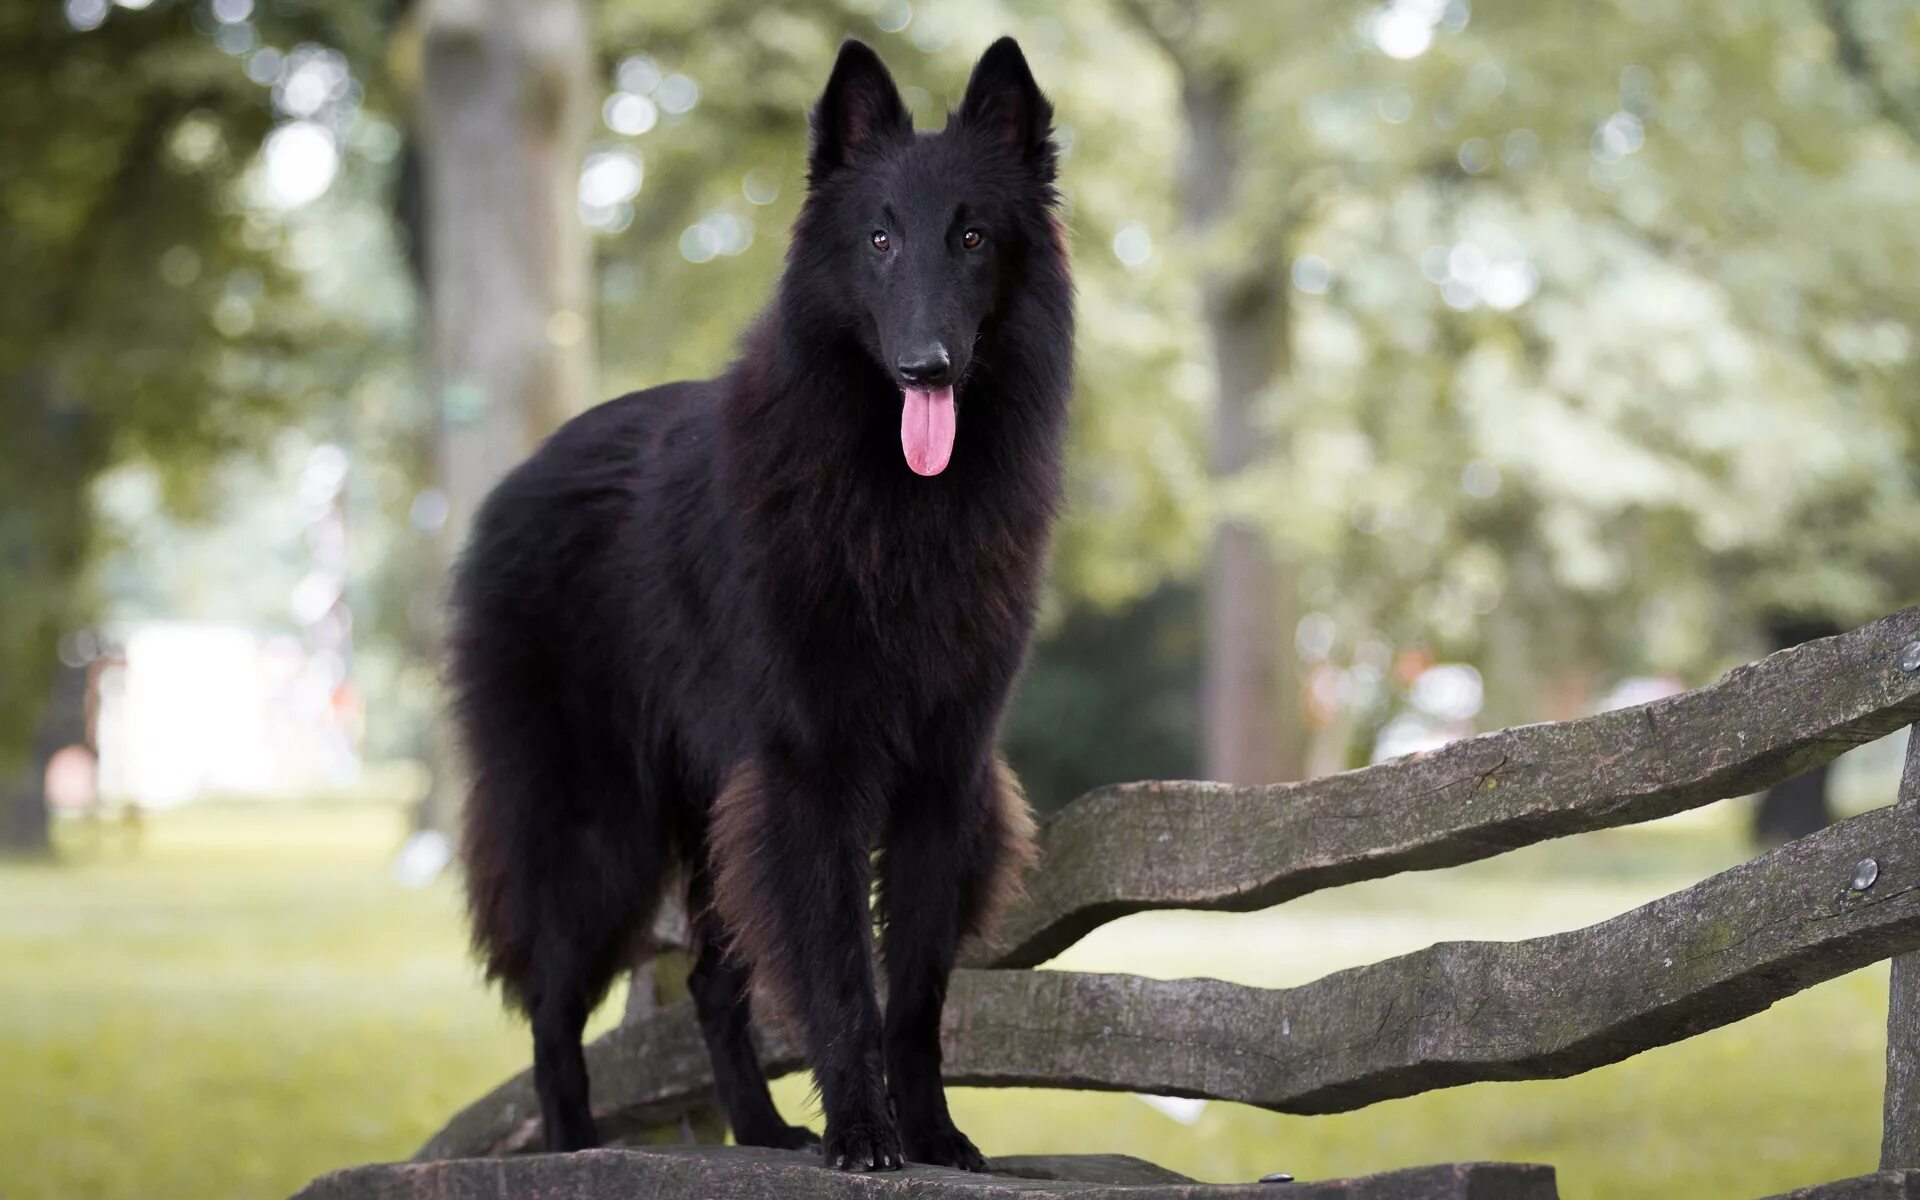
810, 40, 912, 179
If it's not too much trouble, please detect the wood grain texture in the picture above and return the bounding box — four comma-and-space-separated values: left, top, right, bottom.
967, 606, 1920, 969
1883, 725, 1920, 1168
304, 1146, 1559, 1199
421, 803, 1920, 1157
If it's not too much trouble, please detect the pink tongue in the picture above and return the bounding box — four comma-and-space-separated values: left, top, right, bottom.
900, 385, 956, 476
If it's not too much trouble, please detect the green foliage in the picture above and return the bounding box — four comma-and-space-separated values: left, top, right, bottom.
0, 1, 395, 784
1002, 584, 1202, 812
1102, 0, 1920, 693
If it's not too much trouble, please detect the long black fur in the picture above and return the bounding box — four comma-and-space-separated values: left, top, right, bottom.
448, 38, 1070, 1172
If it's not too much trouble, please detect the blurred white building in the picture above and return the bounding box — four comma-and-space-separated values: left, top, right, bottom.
94, 620, 360, 808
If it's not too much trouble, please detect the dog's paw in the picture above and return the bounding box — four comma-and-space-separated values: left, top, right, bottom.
823, 1119, 904, 1171
904, 1122, 987, 1172
736, 1121, 821, 1153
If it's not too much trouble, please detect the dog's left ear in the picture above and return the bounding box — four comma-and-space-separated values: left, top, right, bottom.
958, 37, 1056, 181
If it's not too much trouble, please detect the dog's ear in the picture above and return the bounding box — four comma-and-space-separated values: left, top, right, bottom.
810, 40, 911, 177
958, 37, 1056, 181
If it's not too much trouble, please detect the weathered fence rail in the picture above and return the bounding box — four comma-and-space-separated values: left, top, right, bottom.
967, 605, 1920, 969
311, 605, 1920, 1198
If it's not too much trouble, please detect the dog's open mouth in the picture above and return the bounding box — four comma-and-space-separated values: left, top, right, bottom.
900, 385, 956, 476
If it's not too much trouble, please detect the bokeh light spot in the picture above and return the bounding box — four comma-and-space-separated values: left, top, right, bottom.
1461, 460, 1502, 499
655, 74, 700, 115
1112, 223, 1152, 267
604, 93, 658, 136
618, 55, 661, 96
65, 0, 108, 30
260, 120, 339, 208
579, 150, 643, 210
743, 169, 779, 205
1291, 255, 1333, 294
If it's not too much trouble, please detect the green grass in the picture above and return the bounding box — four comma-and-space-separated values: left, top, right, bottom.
0, 804, 1894, 1200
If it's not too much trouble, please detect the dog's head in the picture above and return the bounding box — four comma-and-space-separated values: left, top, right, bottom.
792, 37, 1059, 477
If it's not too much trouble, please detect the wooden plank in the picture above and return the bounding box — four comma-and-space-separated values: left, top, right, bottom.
303, 1145, 1559, 1199
422, 804, 1920, 1157
968, 607, 1920, 969
940, 803, 1920, 1111
1759, 1171, 1920, 1199
1883, 724, 1920, 1168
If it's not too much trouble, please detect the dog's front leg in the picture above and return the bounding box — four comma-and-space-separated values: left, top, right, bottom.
879, 755, 1033, 1171
709, 755, 901, 1171
879, 796, 982, 1171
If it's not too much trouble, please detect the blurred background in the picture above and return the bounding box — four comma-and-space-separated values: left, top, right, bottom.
3, 0, 1919, 1196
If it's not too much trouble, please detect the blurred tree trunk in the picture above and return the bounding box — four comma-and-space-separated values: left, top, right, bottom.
410, 0, 597, 832
1, 583, 68, 857
2, 691, 57, 856
1177, 72, 1306, 786
1753, 763, 1835, 846
1, 376, 99, 856
3, 661, 88, 855
1752, 614, 1844, 846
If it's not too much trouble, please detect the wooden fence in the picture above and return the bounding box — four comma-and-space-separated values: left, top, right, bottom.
377, 604, 1920, 1197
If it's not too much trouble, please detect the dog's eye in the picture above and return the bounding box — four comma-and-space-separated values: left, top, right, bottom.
870, 230, 891, 252
961, 229, 984, 250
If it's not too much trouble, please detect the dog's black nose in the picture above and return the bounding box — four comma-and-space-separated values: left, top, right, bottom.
896, 347, 952, 387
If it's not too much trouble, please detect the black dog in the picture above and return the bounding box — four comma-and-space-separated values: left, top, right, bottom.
448, 37, 1070, 1172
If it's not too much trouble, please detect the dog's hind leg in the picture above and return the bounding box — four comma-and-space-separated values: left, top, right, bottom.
527, 938, 601, 1151
686, 865, 820, 1151
515, 777, 668, 1152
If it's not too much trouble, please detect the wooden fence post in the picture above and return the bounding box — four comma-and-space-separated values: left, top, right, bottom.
1881, 719, 1920, 1168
